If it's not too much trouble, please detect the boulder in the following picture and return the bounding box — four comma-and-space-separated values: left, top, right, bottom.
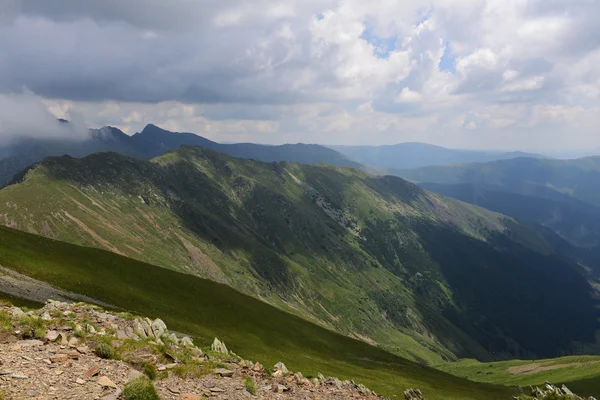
274, 362, 288, 375
180, 336, 194, 347
211, 337, 228, 355
151, 318, 167, 338
215, 368, 234, 378
11, 307, 25, 317
404, 388, 424, 400
45, 330, 59, 342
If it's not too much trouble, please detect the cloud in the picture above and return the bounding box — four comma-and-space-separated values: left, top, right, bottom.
0, 0, 598, 150
0, 90, 88, 146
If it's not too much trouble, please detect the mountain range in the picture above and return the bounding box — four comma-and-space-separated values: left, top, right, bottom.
1, 146, 599, 366
0, 123, 361, 186
329, 143, 543, 170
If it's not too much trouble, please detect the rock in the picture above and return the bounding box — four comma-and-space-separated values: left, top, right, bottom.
180, 395, 202, 400
76, 378, 86, 385
45, 330, 60, 342
127, 370, 143, 381
168, 332, 179, 345
169, 387, 181, 394
59, 332, 68, 345
317, 372, 325, 381
86, 324, 96, 334
135, 318, 150, 338
252, 362, 263, 372
11, 373, 28, 379
209, 387, 225, 393
271, 383, 289, 393
76, 345, 89, 354
272, 370, 283, 378
180, 336, 194, 347
41, 311, 52, 321
11, 307, 25, 317
211, 337, 229, 355
216, 368, 234, 377
85, 364, 100, 377
97, 375, 117, 388
68, 337, 79, 347
116, 330, 128, 339
18, 339, 44, 347
151, 318, 168, 338
404, 388, 424, 400
274, 361, 288, 375
67, 350, 79, 359
27, 389, 37, 397
50, 354, 69, 363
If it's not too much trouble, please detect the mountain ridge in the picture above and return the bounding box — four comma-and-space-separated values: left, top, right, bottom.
0, 146, 597, 365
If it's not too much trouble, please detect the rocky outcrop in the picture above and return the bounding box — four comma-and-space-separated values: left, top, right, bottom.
0, 299, 390, 400
517, 381, 597, 400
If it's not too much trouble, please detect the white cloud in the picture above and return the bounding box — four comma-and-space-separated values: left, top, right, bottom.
0, 0, 598, 150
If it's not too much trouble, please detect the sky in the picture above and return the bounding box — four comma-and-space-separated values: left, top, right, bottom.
0, 0, 599, 150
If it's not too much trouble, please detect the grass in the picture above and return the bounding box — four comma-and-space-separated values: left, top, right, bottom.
436, 357, 600, 397
244, 375, 257, 395
122, 376, 159, 400
0, 225, 512, 400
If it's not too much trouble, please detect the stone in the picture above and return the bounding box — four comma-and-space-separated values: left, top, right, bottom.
97, 375, 117, 388
215, 368, 234, 377
18, 339, 44, 347
67, 350, 79, 359
169, 387, 181, 394
252, 362, 263, 372
41, 311, 52, 321
180, 336, 194, 347
116, 330, 128, 339
274, 361, 288, 374
77, 345, 89, 354
127, 370, 143, 381
272, 383, 288, 393
272, 370, 283, 378
86, 324, 96, 334
209, 388, 225, 393
45, 330, 60, 342
211, 337, 228, 354
11, 373, 28, 379
403, 388, 424, 400
11, 307, 25, 317
27, 389, 37, 397
68, 337, 79, 347
76, 378, 86, 385
85, 364, 100, 377
50, 354, 69, 363
180, 395, 202, 400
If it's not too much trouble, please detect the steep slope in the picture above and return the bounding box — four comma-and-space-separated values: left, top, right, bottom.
132, 123, 363, 167
329, 143, 542, 170
395, 157, 600, 208
0, 226, 513, 400
420, 183, 600, 248
0, 148, 598, 364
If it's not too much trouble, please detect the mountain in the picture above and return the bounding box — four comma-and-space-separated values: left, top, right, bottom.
0, 125, 144, 186
0, 226, 514, 400
420, 183, 600, 248
0, 147, 598, 365
131, 123, 362, 167
0, 123, 361, 186
328, 142, 542, 170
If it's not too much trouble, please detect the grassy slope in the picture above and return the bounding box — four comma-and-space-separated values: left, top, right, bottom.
0, 225, 513, 400
436, 357, 600, 397
0, 148, 598, 365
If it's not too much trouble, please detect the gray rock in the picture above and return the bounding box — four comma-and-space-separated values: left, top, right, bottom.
274, 362, 288, 375
127, 370, 143, 381
404, 388, 424, 400
11, 307, 25, 317
180, 336, 194, 347
46, 330, 59, 342
151, 318, 167, 339
215, 368, 234, 377
211, 337, 229, 355
41, 311, 52, 321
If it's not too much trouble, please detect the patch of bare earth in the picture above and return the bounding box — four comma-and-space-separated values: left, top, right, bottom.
507, 361, 600, 375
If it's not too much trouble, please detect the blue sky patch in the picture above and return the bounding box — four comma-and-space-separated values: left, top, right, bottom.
360, 26, 397, 59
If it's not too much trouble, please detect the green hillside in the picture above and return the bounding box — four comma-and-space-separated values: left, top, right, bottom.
436, 356, 600, 397
0, 225, 513, 400
0, 147, 598, 365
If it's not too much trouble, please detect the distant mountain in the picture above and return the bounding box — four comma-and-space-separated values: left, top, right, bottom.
395, 157, 600, 208
1, 147, 599, 363
0, 125, 143, 185
0, 123, 361, 185
329, 142, 543, 170
132, 123, 362, 167
420, 182, 600, 248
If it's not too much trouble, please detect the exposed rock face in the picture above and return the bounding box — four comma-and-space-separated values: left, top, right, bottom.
404, 388, 425, 400
522, 381, 597, 400
211, 337, 229, 354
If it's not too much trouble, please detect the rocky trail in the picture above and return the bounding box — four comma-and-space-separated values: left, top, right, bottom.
0, 300, 397, 400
